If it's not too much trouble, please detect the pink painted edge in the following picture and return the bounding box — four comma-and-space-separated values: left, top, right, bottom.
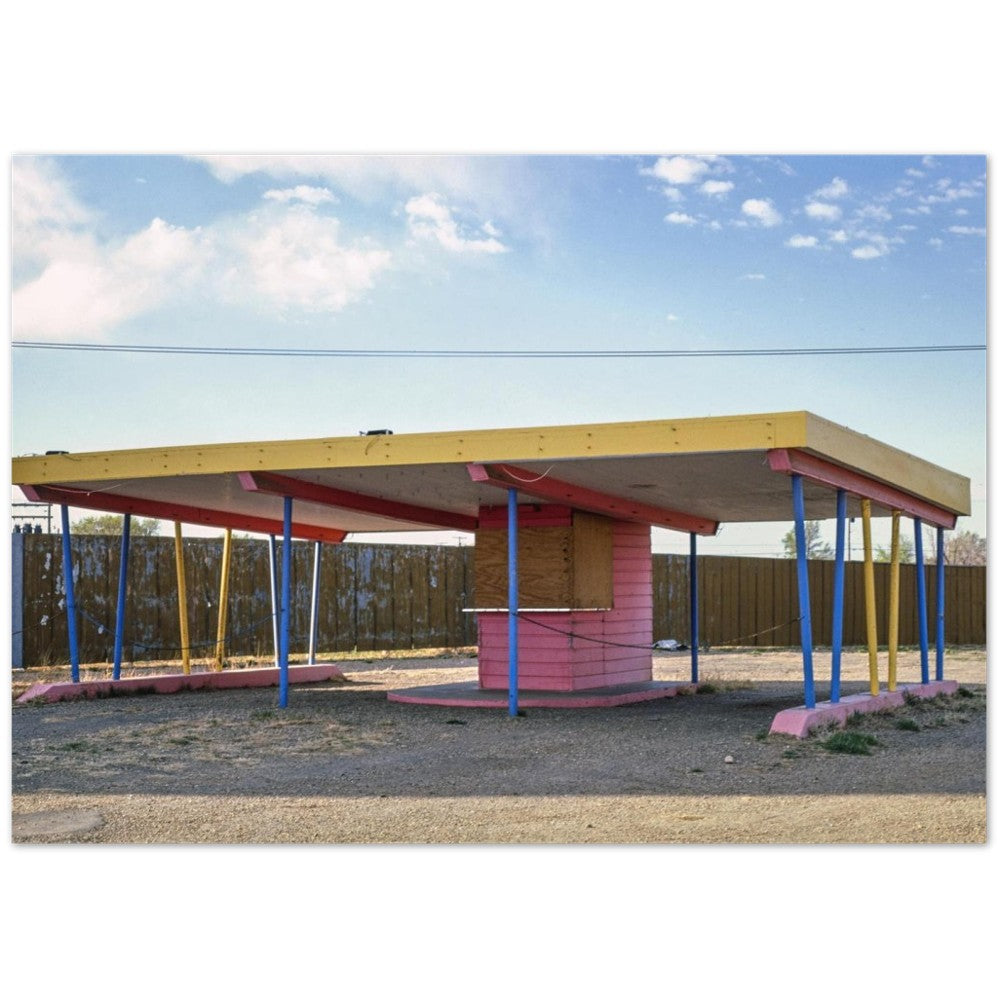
769, 680, 959, 739
387, 683, 696, 709
16, 664, 346, 704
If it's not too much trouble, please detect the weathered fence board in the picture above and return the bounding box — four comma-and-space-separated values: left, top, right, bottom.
12, 535, 985, 667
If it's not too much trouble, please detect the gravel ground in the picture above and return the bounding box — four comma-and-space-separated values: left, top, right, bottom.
10, 647, 986, 844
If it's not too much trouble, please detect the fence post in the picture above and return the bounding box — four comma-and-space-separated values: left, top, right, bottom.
11, 531, 24, 669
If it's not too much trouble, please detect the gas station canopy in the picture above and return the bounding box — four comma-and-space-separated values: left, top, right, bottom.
12, 411, 970, 539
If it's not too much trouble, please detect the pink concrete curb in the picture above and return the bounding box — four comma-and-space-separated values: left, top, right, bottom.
387, 680, 697, 709
16, 663, 346, 705
769, 680, 960, 738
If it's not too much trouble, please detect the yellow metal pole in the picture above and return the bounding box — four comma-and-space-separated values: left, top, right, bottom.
887, 510, 901, 691
861, 499, 879, 695
173, 522, 191, 675
214, 527, 233, 671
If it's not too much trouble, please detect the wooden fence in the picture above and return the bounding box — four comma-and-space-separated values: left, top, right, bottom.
10, 535, 985, 667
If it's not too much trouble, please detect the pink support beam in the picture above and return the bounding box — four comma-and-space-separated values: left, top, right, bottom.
467, 464, 718, 535
767, 449, 958, 529
21, 484, 347, 543
238, 471, 478, 532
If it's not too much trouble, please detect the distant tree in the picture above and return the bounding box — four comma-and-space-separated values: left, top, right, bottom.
781, 521, 834, 560
943, 530, 986, 566
71, 515, 161, 536
875, 535, 915, 563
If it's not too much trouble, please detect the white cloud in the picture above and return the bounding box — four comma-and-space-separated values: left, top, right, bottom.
741, 198, 782, 227
928, 237, 944, 248
13, 166, 395, 337
948, 225, 986, 236
405, 193, 507, 254
219, 208, 392, 312
263, 185, 338, 206
905, 168, 925, 178
921, 183, 980, 205
667, 313, 679, 322
642, 155, 715, 185
922, 155, 938, 168
190, 153, 530, 227
851, 245, 887, 260
12, 157, 94, 275
661, 187, 684, 202
856, 203, 892, 222
740, 273, 766, 280
814, 177, 849, 199
700, 180, 734, 197
805, 201, 841, 221
827, 229, 849, 243
14, 218, 209, 339
897, 224, 917, 231
786, 234, 819, 248
664, 211, 697, 225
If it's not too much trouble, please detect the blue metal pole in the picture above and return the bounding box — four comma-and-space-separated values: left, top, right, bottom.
59, 505, 80, 684
791, 474, 816, 709
936, 527, 945, 681
112, 513, 132, 681
830, 489, 847, 704
280, 498, 292, 708
308, 540, 322, 665
507, 487, 519, 717
689, 532, 699, 684
268, 535, 280, 669
914, 518, 930, 684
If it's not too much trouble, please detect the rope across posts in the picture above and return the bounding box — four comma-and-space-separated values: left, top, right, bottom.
830, 489, 847, 704
112, 513, 132, 681
887, 510, 901, 691
689, 532, 699, 684
791, 474, 816, 709
507, 487, 519, 718
173, 522, 191, 675
59, 505, 80, 683
914, 517, 930, 685
279, 497, 293, 709
936, 527, 946, 681
861, 498, 880, 695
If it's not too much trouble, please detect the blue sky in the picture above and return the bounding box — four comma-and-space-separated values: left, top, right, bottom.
10, 153, 987, 552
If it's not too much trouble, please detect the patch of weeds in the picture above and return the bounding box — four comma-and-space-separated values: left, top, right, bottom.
690, 767, 703, 773
250, 709, 276, 722
445, 719, 468, 725
103, 685, 158, 698
167, 735, 199, 745
957, 687, 976, 699
903, 691, 920, 707
696, 683, 718, 695
845, 711, 866, 728
781, 749, 800, 759
755, 729, 769, 741
55, 740, 99, 754
894, 718, 920, 732
822, 730, 878, 755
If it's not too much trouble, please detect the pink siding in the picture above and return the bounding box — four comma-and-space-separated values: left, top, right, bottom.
476, 520, 653, 692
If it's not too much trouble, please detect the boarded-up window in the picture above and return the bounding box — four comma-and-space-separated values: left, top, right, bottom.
473, 510, 614, 609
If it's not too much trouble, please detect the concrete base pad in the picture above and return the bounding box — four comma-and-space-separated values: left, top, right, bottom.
769, 680, 960, 738
16, 663, 346, 705
387, 680, 696, 709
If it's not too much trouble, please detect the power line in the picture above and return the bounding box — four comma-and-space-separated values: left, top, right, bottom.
10, 341, 987, 359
